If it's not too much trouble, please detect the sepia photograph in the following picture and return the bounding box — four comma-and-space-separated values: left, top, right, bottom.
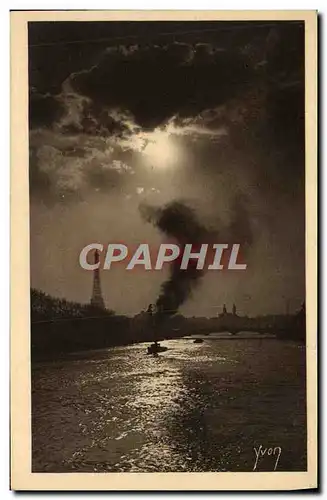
10, 10, 317, 490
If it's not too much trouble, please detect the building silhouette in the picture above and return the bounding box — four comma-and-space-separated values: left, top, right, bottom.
91, 249, 105, 309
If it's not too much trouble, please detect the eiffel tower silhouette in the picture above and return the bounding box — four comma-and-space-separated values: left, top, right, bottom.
90, 249, 105, 309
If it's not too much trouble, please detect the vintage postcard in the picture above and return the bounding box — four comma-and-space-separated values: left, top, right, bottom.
10, 10, 317, 491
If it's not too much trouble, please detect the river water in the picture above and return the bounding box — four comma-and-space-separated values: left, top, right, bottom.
32, 336, 306, 472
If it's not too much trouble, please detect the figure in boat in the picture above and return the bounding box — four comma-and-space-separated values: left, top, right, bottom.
147, 340, 168, 355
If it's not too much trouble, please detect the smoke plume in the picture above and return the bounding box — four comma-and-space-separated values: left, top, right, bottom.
140, 197, 253, 322
140, 201, 210, 320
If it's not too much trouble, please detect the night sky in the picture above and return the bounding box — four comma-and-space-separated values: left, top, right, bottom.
28, 20, 305, 316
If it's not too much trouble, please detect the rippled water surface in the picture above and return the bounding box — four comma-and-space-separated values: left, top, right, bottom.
32, 337, 306, 472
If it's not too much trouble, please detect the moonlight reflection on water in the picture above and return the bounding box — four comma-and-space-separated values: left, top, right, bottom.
32, 337, 306, 472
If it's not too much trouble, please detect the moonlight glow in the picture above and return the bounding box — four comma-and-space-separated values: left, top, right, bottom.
142, 130, 179, 168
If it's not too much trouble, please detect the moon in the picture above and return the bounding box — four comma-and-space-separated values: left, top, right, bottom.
143, 130, 178, 168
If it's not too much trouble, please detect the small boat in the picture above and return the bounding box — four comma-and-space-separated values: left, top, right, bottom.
193, 338, 204, 344
147, 342, 168, 355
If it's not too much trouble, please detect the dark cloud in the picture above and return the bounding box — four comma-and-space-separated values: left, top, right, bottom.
28, 22, 304, 133
65, 42, 254, 130
29, 91, 64, 128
